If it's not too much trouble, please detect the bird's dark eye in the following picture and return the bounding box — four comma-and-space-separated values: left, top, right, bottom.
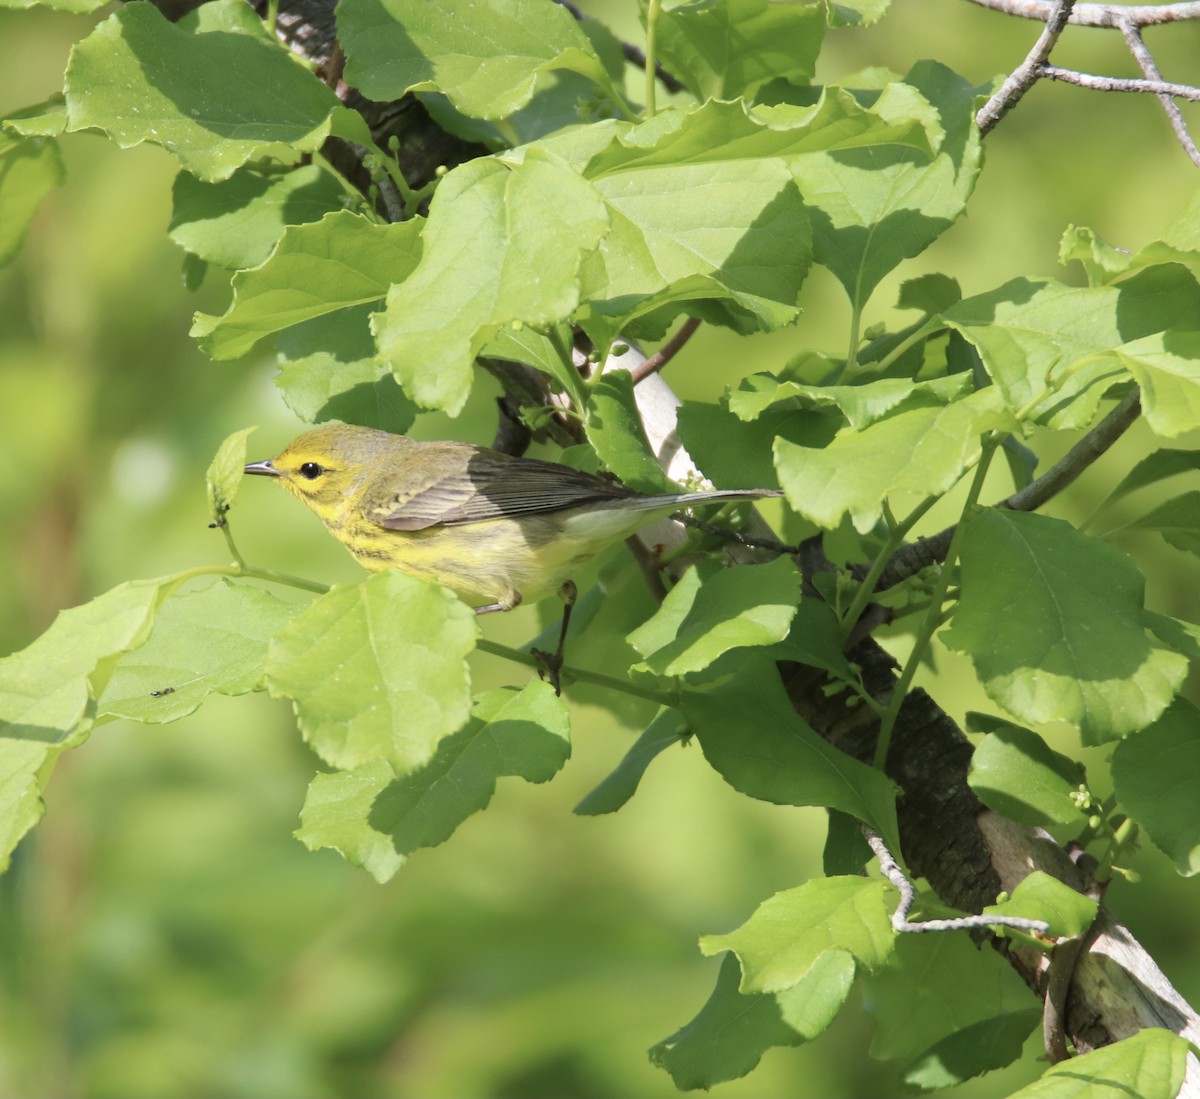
299, 462, 325, 480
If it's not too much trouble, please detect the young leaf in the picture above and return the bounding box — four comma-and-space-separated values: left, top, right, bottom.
0, 130, 63, 267
1112, 700, 1200, 876
967, 722, 1085, 828
265, 572, 478, 773
97, 581, 301, 725
205, 426, 256, 527
372, 148, 608, 414
1004, 1028, 1188, 1099
983, 871, 1097, 941
573, 708, 686, 815
64, 0, 339, 182
192, 212, 423, 360
650, 950, 854, 1090
774, 387, 1012, 533
902, 1009, 1041, 1091
338, 0, 615, 121
1111, 330, 1200, 439
944, 509, 1186, 744
169, 163, 349, 271
699, 876, 893, 992
296, 681, 570, 881
628, 558, 801, 677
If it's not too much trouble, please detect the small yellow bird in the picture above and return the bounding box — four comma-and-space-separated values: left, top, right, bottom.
243, 423, 781, 617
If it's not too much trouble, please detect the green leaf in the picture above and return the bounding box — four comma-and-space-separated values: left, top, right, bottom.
0, 575, 187, 868
774, 598, 860, 683
983, 870, 1097, 940
373, 148, 608, 414
774, 387, 1012, 533
0, 131, 63, 267
274, 307, 417, 432
584, 371, 674, 494
650, 950, 854, 1090
823, 808, 872, 876
573, 708, 685, 815
649, 0, 825, 102
790, 62, 981, 312
64, 0, 339, 182
1112, 700, 1200, 876
205, 425, 255, 527
897, 272, 961, 313
864, 928, 1029, 1062
192, 211, 422, 360
97, 582, 301, 724
1120, 491, 1200, 557
169, 163, 349, 270
265, 572, 478, 773
944, 509, 1187, 744
902, 1009, 1041, 1091
682, 656, 899, 849
730, 370, 970, 430
338, 0, 613, 120
1106, 449, 1200, 507
1146, 611, 1200, 664
1110, 330, 1200, 439
297, 681, 569, 881
293, 759, 403, 884
825, 0, 891, 27
967, 722, 1085, 828
2, 95, 68, 138
1005, 1029, 1188, 1099
700, 876, 893, 992
628, 558, 801, 676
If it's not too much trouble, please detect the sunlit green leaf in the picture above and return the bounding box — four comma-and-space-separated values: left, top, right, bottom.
967, 722, 1085, 828
205, 425, 255, 526
0, 131, 63, 267
1005, 1029, 1187, 1099
983, 871, 1096, 941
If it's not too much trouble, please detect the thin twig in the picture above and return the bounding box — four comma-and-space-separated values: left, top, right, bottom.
554, 0, 685, 94
1115, 17, 1200, 167
864, 828, 1052, 935
1039, 64, 1200, 103
968, 0, 1200, 26
976, 0, 1079, 135
629, 316, 702, 385
873, 388, 1142, 593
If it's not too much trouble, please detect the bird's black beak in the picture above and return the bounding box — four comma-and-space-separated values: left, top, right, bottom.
244, 459, 282, 477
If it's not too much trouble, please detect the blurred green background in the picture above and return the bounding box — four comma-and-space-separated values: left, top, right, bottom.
2, 3, 1199, 1096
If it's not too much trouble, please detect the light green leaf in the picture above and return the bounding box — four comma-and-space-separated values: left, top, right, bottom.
789, 62, 981, 312
649, 0, 824, 102
265, 572, 478, 773
64, 0, 339, 182
275, 306, 417, 432
729, 370, 970, 430
573, 708, 685, 815
338, 0, 612, 120
1005, 1029, 1188, 1099
2, 95, 68, 138
205, 425, 255, 527
682, 656, 899, 850
193, 211, 422, 360
944, 509, 1187, 744
373, 148, 607, 414
169, 163, 349, 270
0, 0, 106, 12
1106, 449, 1200, 507
700, 876, 893, 992
97, 582, 301, 724
774, 598, 859, 683
0, 575, 188, 867
825, 0, 891, 27
584, 371, 674, 494
1115, 330, 1200, 438
774, 387, 1012, 533
629, 558, 801, 676
903, 1009, 1041, 1090
296, 681, 570, 881
0, 131, 63, 267
1112, 700, 1200, 876
294, 759, 403, 883
1146, 612, 1200, 664
967, 722, 1085, 828
983, 870, 1097, 940
650, 950, 854, 1090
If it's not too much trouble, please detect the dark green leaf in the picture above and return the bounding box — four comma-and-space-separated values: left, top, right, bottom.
903, 1009, 1041, 1090
1122, 491, 1200, 557
1106, 449, 1200, 506
584, 371, 675, 494
574, 708, 685, 815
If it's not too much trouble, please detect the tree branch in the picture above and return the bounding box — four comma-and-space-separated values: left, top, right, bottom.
629, 316, 702, 386
967, 0, 1200, 27
976, 0, 1078, 135
1040, 64, 1200, 102
1116, 16, 1200, 167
